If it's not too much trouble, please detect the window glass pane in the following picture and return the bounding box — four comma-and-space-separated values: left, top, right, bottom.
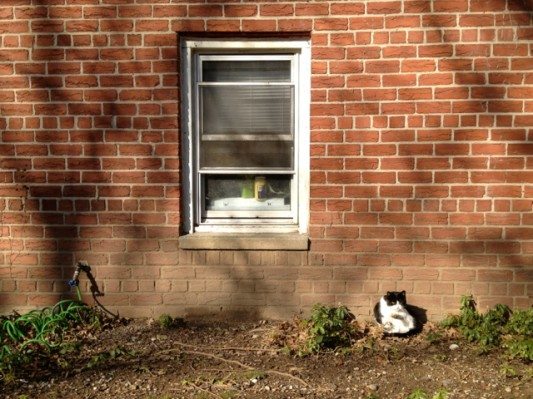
202, 60, 291, 82
200, 141, 293, 169
201, 86, 293, 136
205, 174, 292, 212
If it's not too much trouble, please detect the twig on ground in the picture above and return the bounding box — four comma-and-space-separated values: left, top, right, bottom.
438, 362, 462, 378
174, 340, 282, 353
248, 327, 271, 334
158, 348, 309, 387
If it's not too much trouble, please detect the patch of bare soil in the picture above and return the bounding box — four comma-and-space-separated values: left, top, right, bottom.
1, 318, 531, 399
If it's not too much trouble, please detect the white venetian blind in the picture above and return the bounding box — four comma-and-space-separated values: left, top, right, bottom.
200, 60, 294, 138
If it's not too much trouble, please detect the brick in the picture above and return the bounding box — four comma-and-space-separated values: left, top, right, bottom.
260, 4, 294, 16
403, 268, 439, 281
224, 5, 257, 17
331, 3, 364, 15
478, 270, 513, 282
240, 19, 275, 31
441, 269, 476, 281
294, 2, 328, 15
360, 227, 394, 239
314, 18, 349, 30
367, 1, 401, 14
385, 16, 420, 28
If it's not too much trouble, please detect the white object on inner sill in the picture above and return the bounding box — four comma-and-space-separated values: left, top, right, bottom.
209, 197, 289, 211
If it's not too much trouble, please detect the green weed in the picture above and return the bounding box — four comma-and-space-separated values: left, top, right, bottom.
158, 313, 185, 330
500, 362, 518, 378
441, 296, 510, 349
432, 389, 450, 399
441, 295, 532, 361
406, 388, 429, 399
407, 388, 449, 399
242, 370, 266, 381
304, 304, 357, 354
425, 330, 443, 345
270, 303, 360, 356
503, 337, 533, 362
85, 346, 134, 369
505, 309, 533, 336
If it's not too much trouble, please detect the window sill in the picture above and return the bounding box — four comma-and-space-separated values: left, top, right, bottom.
178, 233, 309, 250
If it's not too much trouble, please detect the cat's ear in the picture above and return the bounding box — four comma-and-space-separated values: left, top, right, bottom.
386, 291, 391, 296
401, 290, 406, 296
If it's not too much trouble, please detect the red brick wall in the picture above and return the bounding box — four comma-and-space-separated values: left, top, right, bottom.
0, 0, 531, 319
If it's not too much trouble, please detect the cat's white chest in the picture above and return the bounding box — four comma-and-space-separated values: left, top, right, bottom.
379, 298, 415, 334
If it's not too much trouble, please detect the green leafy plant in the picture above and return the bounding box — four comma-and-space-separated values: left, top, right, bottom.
304, 304, 357, 354
158, 314, 174, 329
504, 337, 533, 362
157, 313, 185, 329
442, 295, 532, 361
270, 304, 360, 356
505, 309, 533, 336
441, 296, 508, 349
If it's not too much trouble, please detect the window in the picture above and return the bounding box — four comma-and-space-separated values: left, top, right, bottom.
181, 39, 310, 235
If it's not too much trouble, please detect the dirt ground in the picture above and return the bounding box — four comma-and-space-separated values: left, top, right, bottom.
1, 317, 531, 399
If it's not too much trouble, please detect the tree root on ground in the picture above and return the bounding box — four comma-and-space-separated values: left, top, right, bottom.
157, 347, 310, 387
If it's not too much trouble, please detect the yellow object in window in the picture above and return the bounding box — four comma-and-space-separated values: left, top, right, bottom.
254, 176, 267, 201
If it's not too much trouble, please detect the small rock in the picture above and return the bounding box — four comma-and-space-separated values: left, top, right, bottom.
505, 387, 512, 393
449, 344, 460, 351
367, 384, 378, 391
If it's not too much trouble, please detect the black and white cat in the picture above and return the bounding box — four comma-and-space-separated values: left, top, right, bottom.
373, 291, 416, 335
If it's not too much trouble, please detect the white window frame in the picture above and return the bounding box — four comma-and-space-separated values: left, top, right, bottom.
180, 38, 310, 234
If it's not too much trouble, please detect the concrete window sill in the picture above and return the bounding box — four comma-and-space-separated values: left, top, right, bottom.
178, 233, 309, 250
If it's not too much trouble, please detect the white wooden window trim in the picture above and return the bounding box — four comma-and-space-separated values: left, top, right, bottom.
180, 39, 310, 235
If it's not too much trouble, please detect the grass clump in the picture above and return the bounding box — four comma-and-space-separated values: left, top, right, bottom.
0, 300, 107, 381
441, 295, 532, 361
